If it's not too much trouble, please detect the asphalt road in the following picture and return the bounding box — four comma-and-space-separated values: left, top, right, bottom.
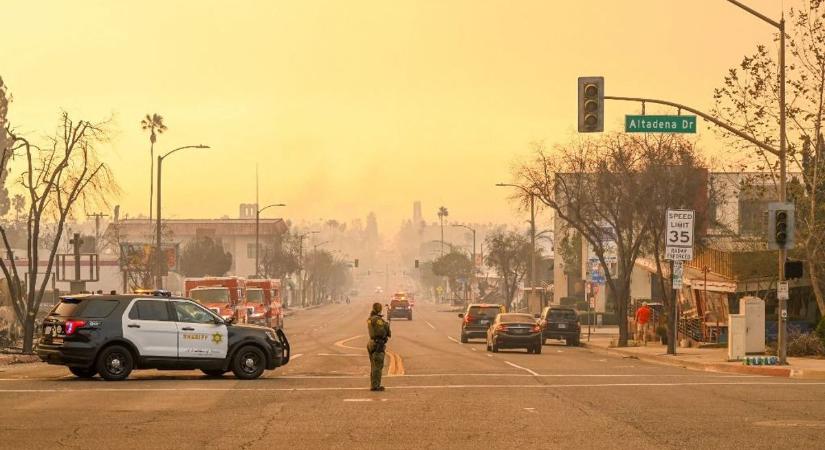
2, 298, 825, 449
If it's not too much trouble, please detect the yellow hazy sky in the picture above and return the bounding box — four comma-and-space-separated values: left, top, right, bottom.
1, 0, 792, 232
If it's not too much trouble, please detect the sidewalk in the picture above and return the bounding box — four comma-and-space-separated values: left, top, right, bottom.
282, 303, 325, 317
580, 326, 825, 379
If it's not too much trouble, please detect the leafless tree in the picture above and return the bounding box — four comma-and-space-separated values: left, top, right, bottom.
516, 135, 681, 346
1, 112, 117, 353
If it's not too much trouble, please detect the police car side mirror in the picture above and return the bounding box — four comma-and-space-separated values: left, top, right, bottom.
458, 313, 464, 318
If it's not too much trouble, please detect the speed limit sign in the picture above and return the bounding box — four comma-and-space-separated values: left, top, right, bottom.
665, 209, 695, 261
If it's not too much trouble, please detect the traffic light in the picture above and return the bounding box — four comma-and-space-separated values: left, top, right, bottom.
785, 260, 804, 279
414, 259, 419, 268
768, 203, 795, 250
578, 76, 604, 133
775, 210, 788, 246
354, 259, 359, 268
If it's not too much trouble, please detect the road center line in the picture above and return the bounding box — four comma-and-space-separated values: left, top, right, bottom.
425, 321, 436, 330
290, 353, 304, 361
447, 336, 459, 344
505, 361, 540, 376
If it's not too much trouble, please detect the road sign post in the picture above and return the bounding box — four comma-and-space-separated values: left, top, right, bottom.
625, 115, 697, 133
665, 209, 695, 356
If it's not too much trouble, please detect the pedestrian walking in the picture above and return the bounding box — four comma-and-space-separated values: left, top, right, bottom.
366, 302, 391, 391
635, 302, 652, 345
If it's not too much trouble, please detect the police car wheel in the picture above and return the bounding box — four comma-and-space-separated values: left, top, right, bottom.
69, 366, 96, 378
201, 369, 227, 377
96, 345, 134, 381
231, 345, 266, 380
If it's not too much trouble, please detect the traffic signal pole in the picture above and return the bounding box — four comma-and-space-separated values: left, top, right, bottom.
599, 1, 788, 363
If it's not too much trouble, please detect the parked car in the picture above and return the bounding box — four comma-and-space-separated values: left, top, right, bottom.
486, 313, 542, 354
539, 306, 581, 346
458, 303, 505, 343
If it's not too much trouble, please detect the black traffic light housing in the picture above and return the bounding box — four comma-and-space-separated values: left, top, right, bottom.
414, 259, 419, 268
775, 210, 788, 246
767, 202, 795, 250
578, 76, 604, 133
354, 258, 359, 268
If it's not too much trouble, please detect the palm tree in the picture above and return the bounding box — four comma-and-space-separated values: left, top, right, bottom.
437, 206, 448, 256
140, 113, 167, 221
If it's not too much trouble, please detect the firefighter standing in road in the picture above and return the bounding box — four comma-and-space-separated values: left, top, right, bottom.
367, 302, 391, 391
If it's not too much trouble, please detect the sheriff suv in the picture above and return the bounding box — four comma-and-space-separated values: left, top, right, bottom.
36, 291, 290, 381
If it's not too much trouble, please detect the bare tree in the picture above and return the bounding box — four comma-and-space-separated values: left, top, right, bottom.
517, 136, 671, 346
712, 0, 825, 317
1, 112, 116, 353
638, 136, 711, 354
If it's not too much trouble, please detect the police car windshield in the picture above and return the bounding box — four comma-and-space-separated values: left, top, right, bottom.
247, 289, 265, 304
190, 288, 230, 303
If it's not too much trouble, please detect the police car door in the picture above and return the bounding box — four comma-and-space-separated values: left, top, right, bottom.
172, 300, 228, 359
123, 298, 178, 357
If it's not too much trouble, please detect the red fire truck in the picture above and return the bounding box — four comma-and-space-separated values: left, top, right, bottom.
184, 277, 248, 323
245, 279, 284, 329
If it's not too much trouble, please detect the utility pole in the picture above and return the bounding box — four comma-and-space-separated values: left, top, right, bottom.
496, 183, 538, 296
87, 212, 108, 253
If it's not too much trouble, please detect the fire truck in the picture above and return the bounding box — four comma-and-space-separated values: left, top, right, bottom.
183, 277, 248, 323
245, 279, 284, 329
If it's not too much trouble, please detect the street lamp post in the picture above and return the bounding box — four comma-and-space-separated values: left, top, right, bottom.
255, 203, 286, 278
155, 145, 209, 289
452, 223, 476, 301
496, 183, 537, 308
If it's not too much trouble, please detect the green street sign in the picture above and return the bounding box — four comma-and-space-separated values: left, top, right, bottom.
625, 115, 697, 133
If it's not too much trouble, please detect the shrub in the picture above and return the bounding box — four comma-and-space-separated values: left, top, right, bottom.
787, 331, 825, 357
816, 316, 825, 343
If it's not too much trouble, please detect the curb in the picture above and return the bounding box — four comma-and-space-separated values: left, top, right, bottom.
580, 342, 803, 378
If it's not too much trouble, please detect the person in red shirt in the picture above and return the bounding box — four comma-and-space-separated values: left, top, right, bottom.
635, 302, 652, 345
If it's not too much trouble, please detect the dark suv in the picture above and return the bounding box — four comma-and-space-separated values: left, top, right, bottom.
36, 292, 290, 381
539, 306, 581, 346
388, 300, 413, 320
458, 303, 505, 343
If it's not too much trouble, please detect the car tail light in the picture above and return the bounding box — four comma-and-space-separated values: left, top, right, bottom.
495, 324, 508, 333
64, 320, 86, 336
463, 315, 474, 325
531, 325, 541, 333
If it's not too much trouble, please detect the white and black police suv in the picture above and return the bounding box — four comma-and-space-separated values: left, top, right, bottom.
36, 291, 290, 381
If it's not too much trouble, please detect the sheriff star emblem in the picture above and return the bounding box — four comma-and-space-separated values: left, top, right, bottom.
211, 332, 223, 344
